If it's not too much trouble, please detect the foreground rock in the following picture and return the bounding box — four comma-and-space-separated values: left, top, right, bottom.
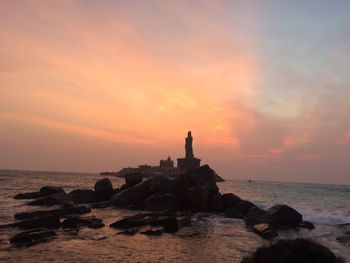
267, 204, 302, 227
10, 229, 57, 246
27, 193, 71, 206
241, 238, 344, 263
252, 223, 277, 239
94, 178, 114, 201
62, 216, 104, 229
14, 185, 65, 200
68, 189, 97, 204
15, 206, 91, 220
0, 216, 61, 229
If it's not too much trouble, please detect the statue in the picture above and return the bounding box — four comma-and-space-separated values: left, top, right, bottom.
185, 131, 194, 158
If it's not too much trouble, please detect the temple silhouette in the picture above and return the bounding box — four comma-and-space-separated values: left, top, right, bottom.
107, 131, 201, 177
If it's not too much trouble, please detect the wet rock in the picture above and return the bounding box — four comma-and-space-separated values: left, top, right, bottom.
208, 192, 224, 212
233, 200, 256, 215
252, 223, 277, 239
62, 216, 104, 229
1, 216, 61, 229
267, 204, 302, 227
241, 238, 344, 263
40, 186, 65, 196
225, 208, 244, 219
298, 220, 315, 230
14, 191, 42, 200
222, 193, 241, 209
149, 215, 178, 233
27, 193, 71, 206
94, 178, 114, 201
68, 189, 97, 204
10, 229, 56, 246
117, 228, 139, 235
110, 213, 153, 229
15, 206, 91, 220
125, 172, 143, 185
187, 185, 211, 211
245, 206, 272, 226
140, 228, 163, 236
110, 175, 177, 208
336, 235, 350, 245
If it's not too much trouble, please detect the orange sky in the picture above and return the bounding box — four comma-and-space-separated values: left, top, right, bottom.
1, 1, 350, 184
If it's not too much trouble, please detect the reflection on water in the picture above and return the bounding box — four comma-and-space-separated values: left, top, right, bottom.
0, 170, 349, 262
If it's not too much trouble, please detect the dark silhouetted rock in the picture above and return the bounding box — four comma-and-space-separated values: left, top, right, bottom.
298, 220, 315, 230
187, 185, 210, 211
14, 191, 42, 200
117, 228, 139, 235
336, 235, 350, 245
233, 200, 256, 215
252, 223, 277, 239
149, 215, 178, 233
208, 192, 224, 212
140, 193, 177, 211
10, 229, 56, 246
62, 216, 103, 229
40, 186, 65, 196
1, 216, 61, 229
110, 175, 177, 208
68, 189, 97, 204
140, 228, 163, 236
225, 208, 244, 219
214, 174, 225, 182
222, 193, 241, 209
267, 204, 302, 227
125, 172, 143, 186
15, 206, 91, 220
94, 178, 114, 201
245, 206, 272, 226
110, 213, 153, 229
241, 238, 344, 263
27, 193, 71, 206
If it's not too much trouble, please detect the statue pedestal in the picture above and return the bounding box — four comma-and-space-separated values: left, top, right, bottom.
177, 157, 201, 174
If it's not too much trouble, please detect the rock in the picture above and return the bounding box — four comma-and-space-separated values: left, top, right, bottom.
140, 193, 177, 211
15, 206, 91, 220
110, 175, 177, 208
178, 165, 219, 194
225, 208, 244, 219
208, 192, 224, 212
187, 185, 211, 211
336, 235, 350, 245
267, 204, 302, 227
1, 216, 61, 229
110, 213, 153, 229
94, 178, 114, 201
298, 221, 315, 230
14, 191, 42, 200
140, 228, 163, 236
10, 229, 56, 246
125, 172, 143, 185
222, 193, 241, 209
241, 238, 344, 263
214, 174, 225, 182
117, 228, 139, 235
245, 206, 272, 226
62, 216, 103, 229
149, 215, 178, 233
27, 193, 71, 206
68, 189, 97, 204
40, 186, 65, 196
232, 200, 256, 215
252, 223, 277, 239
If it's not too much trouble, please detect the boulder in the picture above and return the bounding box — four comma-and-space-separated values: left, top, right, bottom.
14, 191, 42, 200
94, 178, 114, 201
267, 204, 302, 227
225, 208, 244, 219
241, 238, 344, 263
149, 215, 178, 233
139, 193, 177, 211
27, 193, 71, 206
232, 200, 256, 215
40, 186, 65, 196
140, 228, 163, 236
10, 229, 56, 246
68, 189, 97, 204
187, 185, 211, 211
245, 206, 272, 226
208, 192, 224, 212
125, 172, 143, 185
62, 216, 104, 229
110, 175, 177, 208
252, 223, 277, 239
117, 228, 139, 235
15, 206, 91, 220
0, 216, 61, 229
214, 174, 225, 182
222, 193, 241, 209
298, 221, 315, 230
110, 213, 153, 229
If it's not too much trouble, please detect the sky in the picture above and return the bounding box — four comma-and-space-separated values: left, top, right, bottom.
1, 0, 350, 184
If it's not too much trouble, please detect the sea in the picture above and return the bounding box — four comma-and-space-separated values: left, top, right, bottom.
0, 169, 349, 262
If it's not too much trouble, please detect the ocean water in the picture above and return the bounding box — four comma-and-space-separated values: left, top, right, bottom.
0, 170, 349, 262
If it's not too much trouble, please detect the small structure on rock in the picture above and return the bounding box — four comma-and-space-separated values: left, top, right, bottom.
177, 131, 201, 174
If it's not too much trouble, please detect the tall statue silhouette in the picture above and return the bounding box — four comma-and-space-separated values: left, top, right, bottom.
185, 131, 194, 158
